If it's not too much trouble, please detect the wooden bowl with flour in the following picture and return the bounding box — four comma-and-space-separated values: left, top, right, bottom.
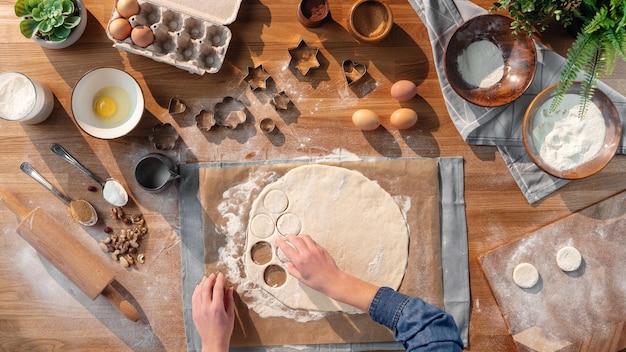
444, 14, 536, 107
522, 82, 622, 179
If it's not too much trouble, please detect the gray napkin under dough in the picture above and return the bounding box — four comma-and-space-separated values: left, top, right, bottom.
409, 0, 626, 203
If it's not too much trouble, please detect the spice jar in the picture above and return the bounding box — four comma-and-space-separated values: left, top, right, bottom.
347, 0, 393, 43
297, 0, 330, 28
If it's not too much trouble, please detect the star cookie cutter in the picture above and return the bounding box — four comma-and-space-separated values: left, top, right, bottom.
244, 65, 271, 90
288, 39, 320, 76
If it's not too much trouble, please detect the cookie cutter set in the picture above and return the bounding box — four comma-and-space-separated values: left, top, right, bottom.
106, 0, 242, 74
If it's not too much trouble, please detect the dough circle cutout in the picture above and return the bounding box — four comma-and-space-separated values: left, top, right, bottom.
250, 214, 275, 238
556, 246, 582, 272
264, 189, 289, 213
276, 213, 302, 236
245, 164, 409, 313
513, 262, 539, 289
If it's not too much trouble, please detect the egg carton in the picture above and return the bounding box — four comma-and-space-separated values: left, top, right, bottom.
106, 0, 241, 75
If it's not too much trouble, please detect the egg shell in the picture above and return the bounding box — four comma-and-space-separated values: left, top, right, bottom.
108, 18, 132, 41
390, 108, 418, 129
391, 80, 417, 102
116, 0, 140, 18
352, 109, 380, 131
131, 25, 155, 48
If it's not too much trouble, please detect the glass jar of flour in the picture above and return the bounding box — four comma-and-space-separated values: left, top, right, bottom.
0, 71, 54, 124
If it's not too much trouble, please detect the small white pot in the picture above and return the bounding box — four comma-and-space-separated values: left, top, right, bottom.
33, 0, 88, 49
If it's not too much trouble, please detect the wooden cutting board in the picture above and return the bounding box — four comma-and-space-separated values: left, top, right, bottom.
480, 190, 626, 352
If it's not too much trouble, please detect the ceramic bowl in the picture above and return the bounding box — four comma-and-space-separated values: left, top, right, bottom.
347, 0, 393, 43
71, 67, 144, 139
522, 82, 622, 179
444, 14, 536, 107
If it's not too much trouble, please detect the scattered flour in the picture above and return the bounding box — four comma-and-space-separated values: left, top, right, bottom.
531, 94, 606, 171
457, 40, 505, 88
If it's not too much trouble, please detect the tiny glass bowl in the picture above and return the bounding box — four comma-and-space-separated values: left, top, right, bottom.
444, 14, 536, 107
522, 82, 622, 179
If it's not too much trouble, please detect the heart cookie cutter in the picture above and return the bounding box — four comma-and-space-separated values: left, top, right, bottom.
342, 60, 367, 86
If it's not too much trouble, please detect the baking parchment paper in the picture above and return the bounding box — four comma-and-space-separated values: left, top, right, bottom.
179, 156, 469, 351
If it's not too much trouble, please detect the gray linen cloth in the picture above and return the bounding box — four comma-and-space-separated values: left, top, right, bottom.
409, 0, 626, 203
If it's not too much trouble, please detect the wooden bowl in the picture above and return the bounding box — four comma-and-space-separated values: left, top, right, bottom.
444, 14, 536, 107
522, 82, 622, 179
347, 0, 393, 43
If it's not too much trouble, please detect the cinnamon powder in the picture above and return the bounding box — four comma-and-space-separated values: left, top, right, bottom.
70, 199, 94, 223
353, 2, 388, 37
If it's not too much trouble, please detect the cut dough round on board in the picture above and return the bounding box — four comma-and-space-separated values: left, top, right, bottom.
245, 164, 409, 313
556, 246, 582, 272
513, 262, 539, 289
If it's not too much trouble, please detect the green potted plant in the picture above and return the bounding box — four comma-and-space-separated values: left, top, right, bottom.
14, 0, 87, 49
491, 0, 626, 116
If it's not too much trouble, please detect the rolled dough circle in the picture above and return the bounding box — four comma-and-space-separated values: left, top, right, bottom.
556, 246, 582, 272
245, 164, 409, 313
513, 262, 539, 289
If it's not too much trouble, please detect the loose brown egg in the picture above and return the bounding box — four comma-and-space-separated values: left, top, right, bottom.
391, 80, 417, 102
108, 18, 132, 41
131, 25, 154, 48
390, 108, 418, 129
116, 0, 140, 18
352, 109, 380, 131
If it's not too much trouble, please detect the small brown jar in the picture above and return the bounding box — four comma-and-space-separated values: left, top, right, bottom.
297, 0, 330, 28
347, 0, 393, 43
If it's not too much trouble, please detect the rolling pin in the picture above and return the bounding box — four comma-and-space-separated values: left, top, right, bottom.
0, 188, 140, 322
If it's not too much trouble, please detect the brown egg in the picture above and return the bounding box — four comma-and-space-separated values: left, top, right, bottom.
390, 80, 417, 102
108, 18, 132, 41
352, 109, 380, 131
116, 0, 140, 18
390, 108, 418, 129
131, 25, 154, 48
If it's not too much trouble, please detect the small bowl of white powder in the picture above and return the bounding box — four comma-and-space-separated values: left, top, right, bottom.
522, 82, 622, 179
444, 14, 536, 107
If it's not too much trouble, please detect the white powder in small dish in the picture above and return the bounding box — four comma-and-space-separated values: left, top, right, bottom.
531, 94, 606, 171
457, 39, 505, 88
0, 73, 36, 120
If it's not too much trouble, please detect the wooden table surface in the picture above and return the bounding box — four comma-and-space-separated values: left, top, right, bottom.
1, 0, 625, 351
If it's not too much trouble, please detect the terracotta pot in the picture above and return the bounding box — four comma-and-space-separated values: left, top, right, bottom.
33, 0, 88, 49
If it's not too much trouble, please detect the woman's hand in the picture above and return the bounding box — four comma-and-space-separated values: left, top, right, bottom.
276, 234, 342, 294
276, 234, 378, 312
191, 272, 235, 352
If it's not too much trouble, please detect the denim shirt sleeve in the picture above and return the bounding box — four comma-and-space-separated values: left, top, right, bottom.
368, 287, 464, 351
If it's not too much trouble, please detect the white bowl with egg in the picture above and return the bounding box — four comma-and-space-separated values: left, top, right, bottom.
522, 82, 622, 179
71, 67, 144, 139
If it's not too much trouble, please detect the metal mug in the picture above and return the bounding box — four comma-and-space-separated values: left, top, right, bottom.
134, 153, 179, 191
